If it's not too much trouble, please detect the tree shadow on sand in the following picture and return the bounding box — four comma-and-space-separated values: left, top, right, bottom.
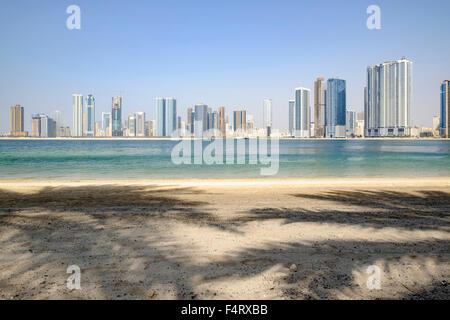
0, 186, 449, 299
235, 190, 450, 232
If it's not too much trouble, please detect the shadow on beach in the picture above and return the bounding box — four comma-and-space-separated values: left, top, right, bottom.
0, 185, 448, 299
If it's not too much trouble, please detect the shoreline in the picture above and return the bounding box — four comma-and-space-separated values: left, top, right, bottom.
0, 176, 449, 187
0, 137, 449, 141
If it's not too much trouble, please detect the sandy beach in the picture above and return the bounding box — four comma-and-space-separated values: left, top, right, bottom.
0, 177, 449, 300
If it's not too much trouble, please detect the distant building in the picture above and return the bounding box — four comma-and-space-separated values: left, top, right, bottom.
441, 80, 449, 138
314, 78, 326, 137
31, 114, 41, 137
166, 98, 177, 136
102, 112, 112, 137
194, 104, 208, 137
10, 105, 27, 137
72, 94, 83, 137
39, 114, 56, 138
288, 100, 295, 136
326, 79, 346, 138
294, 87, 311, 138
53, 110, 62, 137
346, 110, 356, 137
112, 96, 123, 137
128, 115, 136, 137
263, 98, 272, 136
218, 106, 226, 137
145, 120, 156, 137
135, 112, 146, 137
85, 95, 95, 137
233, 110, 247, 133
365, 58, 412, 137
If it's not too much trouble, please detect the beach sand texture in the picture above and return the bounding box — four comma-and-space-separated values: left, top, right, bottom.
0, 178, 449, 300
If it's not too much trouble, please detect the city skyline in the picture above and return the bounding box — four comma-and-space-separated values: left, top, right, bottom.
1, 1, 450, 133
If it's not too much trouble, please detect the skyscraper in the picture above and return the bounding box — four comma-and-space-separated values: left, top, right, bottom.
128, 115, 136, 137
263, 99, 272, 135
326, 79, 346, 138
156, 97, 166, 137
85, 95, 95, 137
294, 88, 311, 138
441, 80, 449, 138
112, 96, 123, 136
314, 78, 326, 137
233, 110, 247, 133
165, 98, 177, 136
365, 58, 412, 137
102, 112, 111, 136
53, 110, 62, 137
31, 114, 41, 137
346, 110, 356, 137
218, 106, 226, 137
135, 112, 146, 137
72, 94, 83, 137
194, 104, 208, 137
288, 100, 295, 136
10, 105, 26, 137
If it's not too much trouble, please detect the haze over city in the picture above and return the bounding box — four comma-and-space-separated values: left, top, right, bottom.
1, 0, 450, 133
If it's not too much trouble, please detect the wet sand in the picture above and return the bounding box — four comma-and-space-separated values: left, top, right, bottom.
0, 178, 449, 300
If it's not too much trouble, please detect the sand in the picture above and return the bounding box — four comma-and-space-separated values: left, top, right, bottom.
0, 177, 449, 300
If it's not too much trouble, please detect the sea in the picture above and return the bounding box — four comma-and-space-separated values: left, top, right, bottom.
0, 139, 448, 179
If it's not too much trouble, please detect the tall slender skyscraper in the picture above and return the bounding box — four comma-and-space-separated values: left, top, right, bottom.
53, 110, 61, 137
218, 106, 226, 137
326, 79, 346, 138
10, 105, 26, 136
112, 96, 123, 136
72, 94, 83, 137
102, 112, 111, 136
165, 98, 177, 136
86, 95, 95, 137
288, 100, 295, 136
31, 114, 41, 137
365, 58, 412, 137
155, 98, 166, 136
314, 78, 326, 137
294, 88, 311, 138
135, 112, 146, 137
263, 99, 272, 135
128, 115, 136, 137
441, 80, 449, 138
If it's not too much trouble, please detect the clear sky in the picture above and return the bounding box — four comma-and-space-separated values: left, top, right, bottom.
1, 0, 449, 133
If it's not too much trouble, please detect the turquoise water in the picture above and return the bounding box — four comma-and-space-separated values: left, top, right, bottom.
0, 139, 448, 179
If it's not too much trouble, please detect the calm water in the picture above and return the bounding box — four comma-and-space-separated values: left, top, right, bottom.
0, 139, 448, 179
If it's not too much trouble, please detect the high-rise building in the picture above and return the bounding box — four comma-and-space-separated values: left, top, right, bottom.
85, 94, 95, 137
112, 96, 123, 136
156, 97, 166, 136
294, 88, 311, 138
135, 112, 146, 137
288, 100, 295, 136
346, 110, 356, 137
314, 78, 326, 137
365, 58, 412, 137
102, 112, 111, 136
233, 110, 247, 133
218, 106, 226, 137
10, 105, 27, 136
31, 114, 41, 137
166, 98, 177, 136
440, 80, 449, 138
72, 94, 83, 137
187, 107, 193, 134
263, 98, 272, 135
194, 104, 208, 137
53, 110, 62, 137
128, 115, 136, 137
326, 79, 346, 138
39, 114, 56, 138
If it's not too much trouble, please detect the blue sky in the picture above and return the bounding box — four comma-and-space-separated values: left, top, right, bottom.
1, 0, 449, 133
